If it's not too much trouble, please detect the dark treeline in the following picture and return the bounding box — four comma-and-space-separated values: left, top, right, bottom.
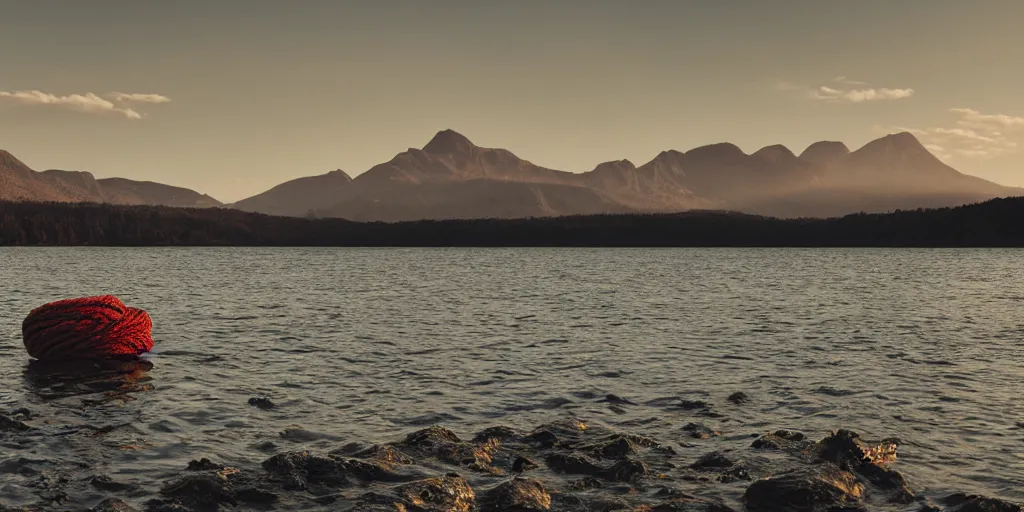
1, 198, 1023, 247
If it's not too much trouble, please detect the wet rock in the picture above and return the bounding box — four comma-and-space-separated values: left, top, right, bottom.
683, 422, 720, 440
186, 458, 223, 471
650, 497, 737, 512
473, 425, 526, 443
261, 451, 349, 490
235, 487, 279, 505
727, 392, 750, 405
91, 499, 139, 512
604, 458, 650, 483
0, 413, 30, 432
566, 476, 604, 490
743, 464, 864, 512
546, 452, 604, 477
91, 474, 139, 492
279, 427, 340, 442
351, 444, 414, 466
252, 441, 278, 453
750, 430, 808, 450
479, 477, 551, 511
401, 425, 500, 473
160, 473, 238, 511
941, 493, 1023, 512
513, 455, 539, 473
396, 473, 476, 512
679, 399, 711, 410
600, 394, 637, 405
718, 465, 752, 483
691, 451, 736, 470
816, 429, 899, 467
247, 397, 275, 410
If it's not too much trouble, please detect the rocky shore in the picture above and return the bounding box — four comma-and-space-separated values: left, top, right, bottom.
1, 404, 1019, 512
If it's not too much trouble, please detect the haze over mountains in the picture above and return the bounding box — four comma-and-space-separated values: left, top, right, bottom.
2, 130, 1020, 220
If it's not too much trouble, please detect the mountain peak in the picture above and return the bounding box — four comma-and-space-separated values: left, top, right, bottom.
685, 142, 747, 161
752, 144, 797, 162
799, 141, 851, 166
0, 149, 30, 172
855, 131, 930, 157
423, 129, 476, 155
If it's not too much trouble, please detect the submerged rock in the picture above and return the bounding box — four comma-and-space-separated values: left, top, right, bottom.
750, 430, 808, 450
941, 493, 1023, 512
743, 464, 864, 512
479, 477, 552, 511
0, 413, 31, 432
650, 497, 737, 512
159, 473, 238, 510
683, 422, 720, 440
727, 392, 750, 405
247, 397, 275, 410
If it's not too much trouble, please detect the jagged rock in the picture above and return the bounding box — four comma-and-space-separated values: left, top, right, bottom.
396, 473, 476, 512
261, 451, 349, 490
479, 477, 551, 511
513, 455, 539, 473
401, 425, 500, 473
816, 429, 899, 466
743, 464, 864, 512
0, 413, 31, 432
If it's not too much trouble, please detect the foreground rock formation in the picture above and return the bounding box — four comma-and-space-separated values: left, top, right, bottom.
2, 407, 1017, 512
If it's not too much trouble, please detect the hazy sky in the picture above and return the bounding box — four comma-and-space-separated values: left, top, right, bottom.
2, 0, 1023, 202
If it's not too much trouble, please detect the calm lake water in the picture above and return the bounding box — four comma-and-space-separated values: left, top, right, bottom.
0, 248, 1022, 509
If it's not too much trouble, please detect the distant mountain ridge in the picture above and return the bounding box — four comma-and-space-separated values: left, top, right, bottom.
0, 150, 220, 207
3, 130, 1021, 220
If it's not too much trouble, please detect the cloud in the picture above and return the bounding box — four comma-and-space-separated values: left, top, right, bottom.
109, 92, 171, 104
0, 89, 170, 119
882, 107, 1024, 161
813, 85, 915, 103
778, 77, 915, 103
949, 107, 1024, 129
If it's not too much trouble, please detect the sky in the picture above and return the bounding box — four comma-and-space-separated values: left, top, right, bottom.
1, 0, 1023, 202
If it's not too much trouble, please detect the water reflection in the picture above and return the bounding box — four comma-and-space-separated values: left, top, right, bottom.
23, 358, 155, 404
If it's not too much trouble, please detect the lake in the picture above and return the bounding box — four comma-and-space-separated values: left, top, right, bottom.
0, 248, 1021, 510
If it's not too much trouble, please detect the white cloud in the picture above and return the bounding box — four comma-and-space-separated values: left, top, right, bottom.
779, 77, 915, 104
109, 92, 172, 104
884, 107, 1024, 161
0, 89, 170, 119
814, 86, 915, 103
949, 107, 1024, 129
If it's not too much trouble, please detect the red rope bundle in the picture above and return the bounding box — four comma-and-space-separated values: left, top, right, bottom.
22, 295, 154, 361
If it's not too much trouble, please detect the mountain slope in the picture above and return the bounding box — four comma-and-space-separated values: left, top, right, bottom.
0, 149, 220, 207
232, 169, 353, 216
98, 178, 222, 207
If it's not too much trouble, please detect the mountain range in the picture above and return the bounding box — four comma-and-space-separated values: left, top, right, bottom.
2, 130, 1020, 220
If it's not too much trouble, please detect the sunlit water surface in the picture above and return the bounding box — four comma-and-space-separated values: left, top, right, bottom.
0, 248, 1021, 508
